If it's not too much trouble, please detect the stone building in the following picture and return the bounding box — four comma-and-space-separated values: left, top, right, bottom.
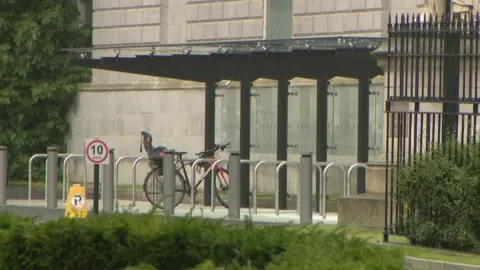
68, 0, 476, 196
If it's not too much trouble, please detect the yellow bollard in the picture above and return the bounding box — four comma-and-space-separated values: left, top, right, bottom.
65, 184, 88, 218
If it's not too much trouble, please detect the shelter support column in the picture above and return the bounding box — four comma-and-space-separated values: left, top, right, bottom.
204, 80, 216, 206
277, 79, 289, 210
316, 78, 329, 212
240, 80, 252, 207
357, 77, 370, 194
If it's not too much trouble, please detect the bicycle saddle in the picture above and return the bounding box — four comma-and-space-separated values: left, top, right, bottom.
175, 151, 187, 156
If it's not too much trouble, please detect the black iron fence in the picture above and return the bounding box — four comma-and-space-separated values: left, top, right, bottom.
385, 13, 480, 240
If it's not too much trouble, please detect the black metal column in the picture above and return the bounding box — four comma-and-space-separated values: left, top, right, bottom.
442, 31, 460, 141
240, 80, 252, 207
204, 81, 216, 206
357, 78, 370, 194
316, 78, 329, 212
277, 79, 289, 210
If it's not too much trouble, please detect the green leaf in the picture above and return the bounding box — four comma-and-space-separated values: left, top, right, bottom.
0, 0, 91, 180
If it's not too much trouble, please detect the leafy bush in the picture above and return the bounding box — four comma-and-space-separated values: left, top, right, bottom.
0, 0, 91, 180
0, 212, 404, 270
397, 138, 480, 252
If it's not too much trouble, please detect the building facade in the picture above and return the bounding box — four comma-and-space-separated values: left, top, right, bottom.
68, 0, 476, 196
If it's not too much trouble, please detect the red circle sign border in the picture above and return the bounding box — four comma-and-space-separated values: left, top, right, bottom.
85, 139, 109, 164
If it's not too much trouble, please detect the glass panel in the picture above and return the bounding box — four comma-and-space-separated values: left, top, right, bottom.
216, 87, 240, 150
288, 85, 316, 154
254, 87, 277, 154
330, 84, 358, 160
369, 83, 385, 161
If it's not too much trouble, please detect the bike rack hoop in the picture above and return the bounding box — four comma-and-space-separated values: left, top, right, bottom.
346, 163, 368, 197
274, 161, 300, 217
28, 153, 71, 205
190, 158, 217, 211
114, 156, 140, 210
252, 161, 281, 214
62, 154, 85, 202
131, 157, 150, 206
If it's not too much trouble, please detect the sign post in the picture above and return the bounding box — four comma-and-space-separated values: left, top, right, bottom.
85, 138, 109, 215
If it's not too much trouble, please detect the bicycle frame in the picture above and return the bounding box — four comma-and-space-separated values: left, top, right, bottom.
176, 152, 228, 194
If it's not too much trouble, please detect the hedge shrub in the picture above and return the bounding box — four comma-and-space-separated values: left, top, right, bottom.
0, 212, 404, 270
398, 138, 480, 252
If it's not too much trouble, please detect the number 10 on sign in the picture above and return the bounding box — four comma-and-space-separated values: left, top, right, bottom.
85, 139, 109, 165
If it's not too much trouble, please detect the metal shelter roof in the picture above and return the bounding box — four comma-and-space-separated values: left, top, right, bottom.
64, 37, 384, 82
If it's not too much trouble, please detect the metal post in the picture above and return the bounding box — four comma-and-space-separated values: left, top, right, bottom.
163, 149, 175, 215
204, 80, 216, 207
0, 146, 7, 205
442, 31, 460, 141
240, 80, 251, 207
46, 147, 58, 208
357, 78, 370, 194
277, 79, 289, 210
299, 153, 313, 224
93, 164, 100, 215
316, 78, 329, 212
102, 149, 115, 212
228, 151, 241, 219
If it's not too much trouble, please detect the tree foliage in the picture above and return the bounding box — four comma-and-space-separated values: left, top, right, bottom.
0, 0, 91, 179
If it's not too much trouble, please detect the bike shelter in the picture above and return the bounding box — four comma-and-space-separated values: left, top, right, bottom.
65, 37, 383, 209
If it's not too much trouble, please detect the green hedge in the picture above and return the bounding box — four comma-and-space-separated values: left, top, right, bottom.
0, 212, 404, 270
398, 139, 480, 252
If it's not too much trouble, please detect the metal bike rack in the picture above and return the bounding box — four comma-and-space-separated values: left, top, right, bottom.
321, 163, 346, 219
190, 158, 215, 211
275, 161, 300, 217
208, 159, 262, 212
132, 157, 149, 206
346, 163, 368, 197
62, 154, 86, 202
28, 153, 70, 205
115, 156, 139, 209
209, 159, 228, 212
312, 162, 333, 213
240, 159, 263, 214
253, 161, 278, 214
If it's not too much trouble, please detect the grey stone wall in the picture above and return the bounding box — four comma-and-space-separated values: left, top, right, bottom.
293, 0, 385, 38
186, 0, 264, 41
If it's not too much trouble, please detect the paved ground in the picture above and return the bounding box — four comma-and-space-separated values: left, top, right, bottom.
2, 185, 338, 225
1, 198, 338, 225
5, 184, 338, 212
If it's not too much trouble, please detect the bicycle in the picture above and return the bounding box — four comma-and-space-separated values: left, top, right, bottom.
140, 131, 232, 208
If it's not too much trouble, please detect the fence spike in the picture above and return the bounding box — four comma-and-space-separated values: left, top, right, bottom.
395, 13, 398, 24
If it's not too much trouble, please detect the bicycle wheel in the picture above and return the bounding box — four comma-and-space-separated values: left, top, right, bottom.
143, 167, 186, 208
213, 167, 230, 208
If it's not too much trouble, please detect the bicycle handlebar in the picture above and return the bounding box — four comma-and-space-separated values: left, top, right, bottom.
195, 142, 231, 156
216, 142, 231, 150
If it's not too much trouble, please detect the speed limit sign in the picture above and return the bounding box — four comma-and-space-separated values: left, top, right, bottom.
85, 138, 109, 165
